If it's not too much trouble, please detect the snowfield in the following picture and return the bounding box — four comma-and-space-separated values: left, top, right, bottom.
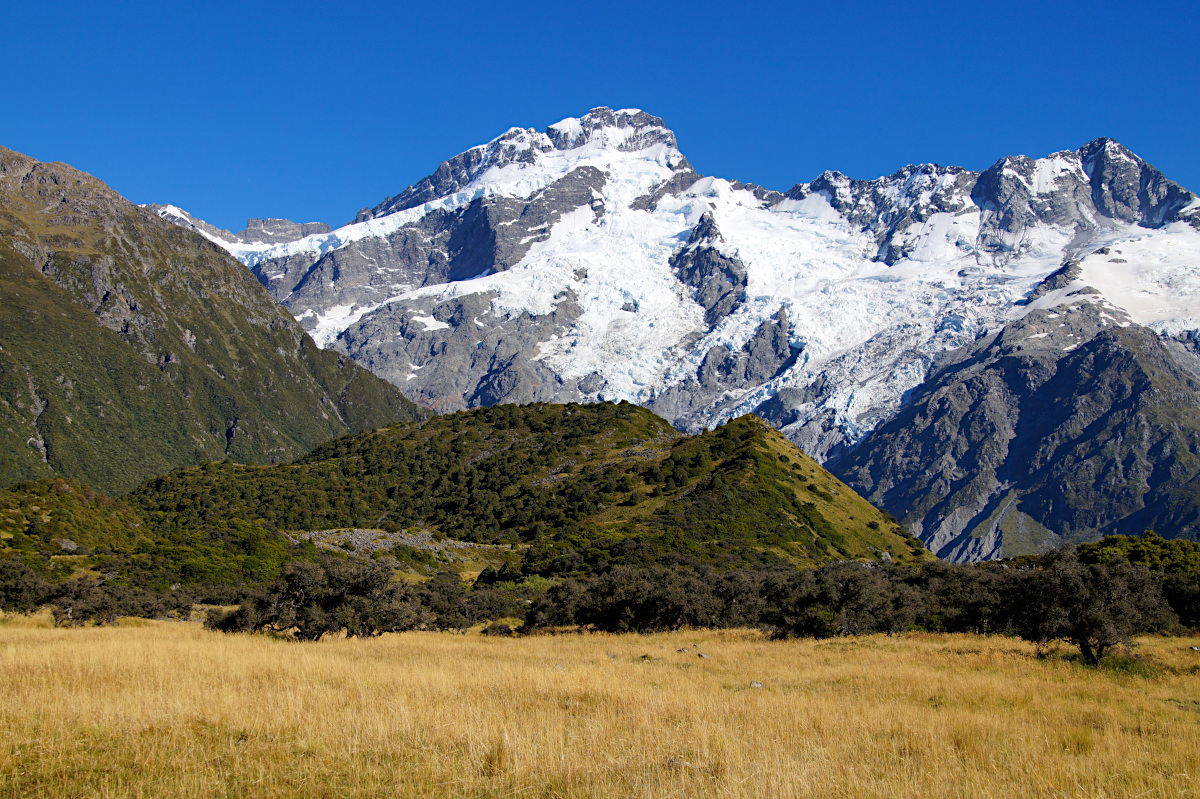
154, 109, 1200, 455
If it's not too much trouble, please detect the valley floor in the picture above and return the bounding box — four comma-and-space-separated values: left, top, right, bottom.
0, 617, 1197, 798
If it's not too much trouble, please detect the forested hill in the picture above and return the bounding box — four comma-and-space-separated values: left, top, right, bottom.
0, 145, 424, 495
132, 402, 927, 580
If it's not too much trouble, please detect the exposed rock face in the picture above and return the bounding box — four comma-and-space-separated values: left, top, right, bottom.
154, 110, 1200, 555
629, 162, 702, 211
0, 146, 423, 494
255, 165, 609, 330
830, 285, 1200, 561
1080, 138, 1198, 227
334, 290, 586, 413
143, 206, 331, 246
669, 213, 747, 327
648, 307, 798, 426
236, 218, 332, 244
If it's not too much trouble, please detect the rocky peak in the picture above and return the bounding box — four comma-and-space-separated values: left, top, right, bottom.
364, 128, 549, 220
970, 151, 1096, 260
546, 107, 677, 152
1077, 137, 1196, 227
234, 217, 332, 245
0, 146, 126, 226
794, 163, 978, 264
365, 108, 679, 222
686, 211, 723, 245
145, 204, 237, 244
796, 170, 850, 207
669, 212, 746, 327
967, 138, 1199, 261
783, 139, 1197, 267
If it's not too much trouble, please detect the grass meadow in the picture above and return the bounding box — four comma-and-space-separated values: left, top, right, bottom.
1, 614, 1198, 798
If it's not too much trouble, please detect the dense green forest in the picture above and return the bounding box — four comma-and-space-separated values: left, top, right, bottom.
0, 401, 1196, 665
129, 402, 925, 581
0, 402, 919, 595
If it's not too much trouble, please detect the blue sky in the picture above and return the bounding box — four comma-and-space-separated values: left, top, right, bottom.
2, 1, 1195, 232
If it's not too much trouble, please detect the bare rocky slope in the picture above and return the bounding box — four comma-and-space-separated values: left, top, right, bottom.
830, 267, 1200, 559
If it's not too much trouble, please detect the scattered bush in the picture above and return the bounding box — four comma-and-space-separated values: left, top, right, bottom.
206, 558, 522, 639
520, 544, 1187, 665
0, 558, 47, 613
45, 578, 191, 627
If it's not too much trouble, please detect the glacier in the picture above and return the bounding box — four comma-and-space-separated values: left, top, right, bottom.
153, 109, 1200, 465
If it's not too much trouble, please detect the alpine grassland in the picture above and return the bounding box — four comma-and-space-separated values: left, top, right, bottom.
1, 616, 1197, 798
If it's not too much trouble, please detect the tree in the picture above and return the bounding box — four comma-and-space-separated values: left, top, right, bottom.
45, 578, 189, 626
209, 557, 432, 639
1079, 531, 1200, 629
1014, 549, 1177, 665
911, 561, 1009, 634
48, 578, 117, 626
0, 558, 47, 613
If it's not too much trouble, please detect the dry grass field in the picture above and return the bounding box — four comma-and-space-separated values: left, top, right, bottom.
1, 614, 1198, 798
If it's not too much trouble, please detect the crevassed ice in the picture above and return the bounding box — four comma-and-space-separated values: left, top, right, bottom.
175, 120, 1200, 447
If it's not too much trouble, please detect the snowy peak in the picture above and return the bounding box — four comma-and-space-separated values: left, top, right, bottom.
969, 150, 1097, 261
365, 107, 679, 221
147, 203, 237, 244
547, 107, 677, 152
973, 137, 1197, 231
969, 138, 1198, 262
142, 115, 1200, 561
147, 117, 1200, 425
685, 210, 724, 246
803, 163, 975, 223
794, 164, 977, 263
777, 138, 1198, 266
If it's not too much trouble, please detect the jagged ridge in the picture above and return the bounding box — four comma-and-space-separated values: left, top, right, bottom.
152, 111, 1200, 558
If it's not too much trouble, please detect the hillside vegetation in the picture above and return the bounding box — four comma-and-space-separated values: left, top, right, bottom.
0, 403, 921, 597
0, 145, 423, 494
0, 477, 309, 594
131, 402, 926, 581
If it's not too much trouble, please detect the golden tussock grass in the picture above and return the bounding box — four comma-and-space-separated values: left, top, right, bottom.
1, 614, 1198, 798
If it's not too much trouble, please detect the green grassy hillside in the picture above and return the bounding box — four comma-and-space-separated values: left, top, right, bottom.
1, 404, 925, 591
0, 145, 424, 494
0, 477, 312, 590
131, 403, 928, 580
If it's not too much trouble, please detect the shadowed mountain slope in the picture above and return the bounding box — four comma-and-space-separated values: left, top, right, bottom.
0, 146, 424, 494
832, 287, 1200, 561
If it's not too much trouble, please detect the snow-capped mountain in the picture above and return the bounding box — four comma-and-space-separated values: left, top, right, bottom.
155, 107, 1200, 558
147, 206, 332, 247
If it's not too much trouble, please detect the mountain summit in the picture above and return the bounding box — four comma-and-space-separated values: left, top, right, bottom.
361, 108, 680, 222
156, 109, 1200, 558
